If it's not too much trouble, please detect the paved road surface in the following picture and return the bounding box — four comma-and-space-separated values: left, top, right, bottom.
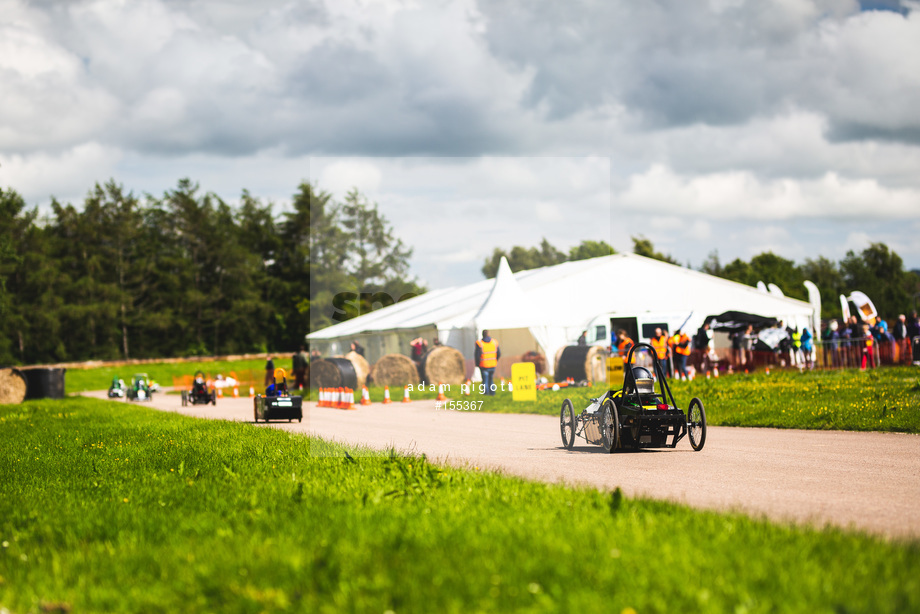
88, 391, 920, 540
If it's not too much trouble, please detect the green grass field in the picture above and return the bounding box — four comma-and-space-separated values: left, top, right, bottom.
64, 358, 272, 394
430, 367, 920, 434
1, 398, 917, 613
66, 358, 920, 433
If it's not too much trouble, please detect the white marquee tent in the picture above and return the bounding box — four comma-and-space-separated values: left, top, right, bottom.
307, 253, 816, 375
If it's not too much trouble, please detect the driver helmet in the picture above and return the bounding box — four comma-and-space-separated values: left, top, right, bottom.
629, 366, 655, 394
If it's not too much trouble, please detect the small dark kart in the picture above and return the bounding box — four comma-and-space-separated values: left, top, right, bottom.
560, 343, 706, 452
254, 369, 303, 423
181, 372, 216, 406
126, 373, 154, 402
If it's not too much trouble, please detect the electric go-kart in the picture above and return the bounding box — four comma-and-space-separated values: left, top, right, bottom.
560, 343, 706, 452
254, 368, 303, 423
126, 373, 155, 402
107, 376, 126, 398
181, 371, 216, 406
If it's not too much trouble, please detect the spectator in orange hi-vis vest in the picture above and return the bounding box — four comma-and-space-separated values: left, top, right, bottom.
475, 330, 500, 396
671, 329, 691, 379
650, 327, 670, 377
615, 329, 635, 364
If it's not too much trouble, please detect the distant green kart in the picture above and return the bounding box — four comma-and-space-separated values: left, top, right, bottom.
126, 373, 154, 402
560, 343, 706, 452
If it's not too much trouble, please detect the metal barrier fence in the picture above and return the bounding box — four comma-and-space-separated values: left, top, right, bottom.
171, 369, 261, 392
687, 336, 920, 374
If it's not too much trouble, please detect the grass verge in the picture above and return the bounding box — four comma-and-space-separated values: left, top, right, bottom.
433, 367, 920, 434
64, 358, 273, 394
1, 397, 918, 613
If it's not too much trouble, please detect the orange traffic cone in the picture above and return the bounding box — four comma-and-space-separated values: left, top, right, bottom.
464, 379, 472, 395
402, 386, 411, 403
249, 386, 255, 398
343, 388, 355, 410
360, 386, 372, 405
217, 387, 223, 398
706, 371, 711, 379
765, 366, 771, 375
383, 386, 392, 404
714, 367, 720, 378
436, 382, 447, 401
232, 386, 239, 398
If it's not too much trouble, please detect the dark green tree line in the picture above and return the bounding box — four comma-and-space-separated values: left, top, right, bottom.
702, 246, 918, 319
484, 236, 918, 320
0, 179, 421, 365
482, 238, 615, 278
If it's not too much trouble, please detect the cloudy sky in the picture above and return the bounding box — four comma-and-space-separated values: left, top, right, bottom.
2, 0, 919, 289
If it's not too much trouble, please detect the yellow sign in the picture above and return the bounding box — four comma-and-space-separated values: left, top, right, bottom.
511, 362, 537, 402
606, 356, 624, 387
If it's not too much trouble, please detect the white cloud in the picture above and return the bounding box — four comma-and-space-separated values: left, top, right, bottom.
618, 164, 920, 220
2, 0, 920, 281
0, 142, 121, 203
319, 160, 383, 196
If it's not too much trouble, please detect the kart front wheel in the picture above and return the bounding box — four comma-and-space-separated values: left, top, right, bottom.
600, 398, 620, 453
688, 397, 707, 451
560, 399, 576, 450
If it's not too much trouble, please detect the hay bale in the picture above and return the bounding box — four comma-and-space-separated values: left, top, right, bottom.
420, 346, 465, 386
344, 351, 370, 389
521, 350, 546, 375
0, 368, 27, 404
369, 354, 419, 388
584, 345, 608, 383
310, 359, 342, 389
556, 345, 608, 383
554, 346, 565, 378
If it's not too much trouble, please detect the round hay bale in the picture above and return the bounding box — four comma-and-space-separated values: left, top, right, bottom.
555, 345, 607, 383
584, 345, 608, 383
344, 351, 370, 390
309, 358, 358, 390
553, 346, 566, 379
420, 346, 465, 386
0, 368, 27, 404
369, 354, 419, 388
521, 350, 546, 375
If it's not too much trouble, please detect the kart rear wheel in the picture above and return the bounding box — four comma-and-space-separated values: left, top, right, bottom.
600, 398, 620, 453
560, 399, 576, 449
688, 397, 707, 451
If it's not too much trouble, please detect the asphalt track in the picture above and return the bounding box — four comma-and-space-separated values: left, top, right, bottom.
87, 391, 920, 540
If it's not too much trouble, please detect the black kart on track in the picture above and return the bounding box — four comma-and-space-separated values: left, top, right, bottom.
560, 343, 706, 452
181, 372, 216, 406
